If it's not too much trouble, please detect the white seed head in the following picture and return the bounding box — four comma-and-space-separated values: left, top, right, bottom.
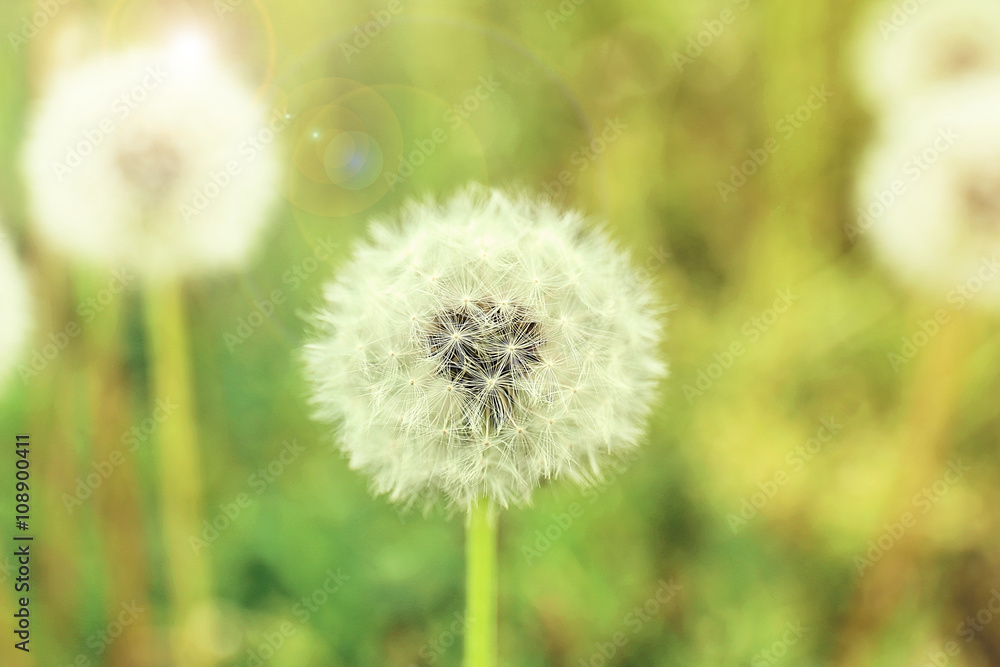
855, 0, 1000, 111
303, 186, 667, 510
21, 45, 280, 280
0, 234, 31, 389
857, 78, 1000, 304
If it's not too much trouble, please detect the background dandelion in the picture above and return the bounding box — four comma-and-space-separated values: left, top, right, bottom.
18, 26, 282, 667
854, 0, 1000, 111
0, 229, 31, 388
21, 41, 280, 280
857, 80, 1000, 304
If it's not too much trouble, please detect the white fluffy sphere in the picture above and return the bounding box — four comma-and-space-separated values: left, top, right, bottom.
22, 45, 281, 280
304, 187, 667, 510
0, 236, 31, 389
857, 79, 1000, 304
855, 0, 1000, 111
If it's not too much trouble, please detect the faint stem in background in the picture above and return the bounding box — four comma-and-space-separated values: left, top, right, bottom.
81, 274, 155, 667
143, 281, 214, 667
832, 308, 975, 666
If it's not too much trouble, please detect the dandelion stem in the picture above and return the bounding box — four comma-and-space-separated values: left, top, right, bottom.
464, 498, 498, 667
144, 282, 213, 667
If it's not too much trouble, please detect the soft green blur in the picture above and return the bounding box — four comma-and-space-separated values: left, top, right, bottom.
2, 0, 1000, 665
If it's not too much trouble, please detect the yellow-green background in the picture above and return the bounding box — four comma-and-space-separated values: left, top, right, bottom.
2, 0, 999, 665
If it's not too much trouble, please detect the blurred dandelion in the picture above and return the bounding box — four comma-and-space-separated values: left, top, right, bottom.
855, 0, 1000, 111
303, 185, 667, 667
0, 229, 31, 389
21, 30, 283, 667
849, 8, 1000, 654
857, 80, 1000, 305
22, 39, 279, 280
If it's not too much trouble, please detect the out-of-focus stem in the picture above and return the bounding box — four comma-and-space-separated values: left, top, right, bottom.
833, 309, 972, 666
81, 271, 153, 667
143, 281, 213, 667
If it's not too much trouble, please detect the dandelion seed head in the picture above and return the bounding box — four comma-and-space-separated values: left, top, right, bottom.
166, 28, 214, 73
22, 44, 280, 280
0, 232, 31, 388
857, 78, 1000, 304
855, 0, 1000, 111
303, 186, 667, 510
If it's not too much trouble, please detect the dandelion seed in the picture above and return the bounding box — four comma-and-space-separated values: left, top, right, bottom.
303, 186, 667, 509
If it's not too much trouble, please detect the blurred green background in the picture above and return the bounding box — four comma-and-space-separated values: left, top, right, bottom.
3, 0, 1000, 665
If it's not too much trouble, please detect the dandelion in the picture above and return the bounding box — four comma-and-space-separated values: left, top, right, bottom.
855, 0, 1000, 111
21, 32, 282, 667
304, 185, 666, 666
304, 185, 667, 509
856, 79, 1000, 304
0, 232, 31, 388
21, 38, 280, 280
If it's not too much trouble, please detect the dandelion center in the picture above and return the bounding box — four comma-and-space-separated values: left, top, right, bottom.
426, 299, 545, 428
935, 38, 987, 79
962, 169, 1000, 232
115, 133, 183, 195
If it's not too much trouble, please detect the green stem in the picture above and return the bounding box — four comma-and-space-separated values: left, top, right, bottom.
144, 282, 213, 667
464, 499, 498, 667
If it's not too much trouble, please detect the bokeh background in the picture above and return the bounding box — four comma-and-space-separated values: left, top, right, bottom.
2, 0, 1000, 665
